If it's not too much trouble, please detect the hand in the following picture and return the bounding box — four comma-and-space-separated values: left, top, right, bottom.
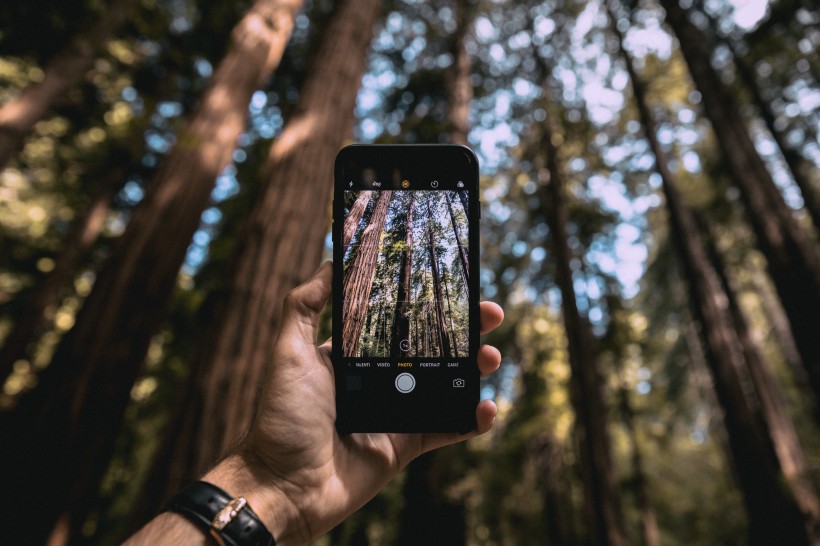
131, 261, 503, 545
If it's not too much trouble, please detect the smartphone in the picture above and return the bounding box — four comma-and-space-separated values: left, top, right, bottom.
332, 144, 480, 433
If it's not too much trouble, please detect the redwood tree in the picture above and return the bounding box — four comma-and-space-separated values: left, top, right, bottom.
611, 4, 818, 540
391, 192, 414, 356
540, 114, 628, 545
659, 0, 820, 410
343, 189, 394, 356
0, 0, 304, 543
446, 191, 469, 285
426, 195, 452, 357
344, 190, 373, 253
138, 0, 383, 509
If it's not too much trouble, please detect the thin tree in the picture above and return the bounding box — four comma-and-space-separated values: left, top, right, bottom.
540, 119, 628, 546
659, 0, 820, 409
697, 5, 820, 230
533, 43, 627, 545
446, 191, 469, 285
391, 192, 415, 356
609, 3, 819, 540
0, 0, 139, 168
618, 388, 660, 546
457, 189, 469, 221
136, 0, 383, 514
0, 1, 304, 543
443, 264, 459, 357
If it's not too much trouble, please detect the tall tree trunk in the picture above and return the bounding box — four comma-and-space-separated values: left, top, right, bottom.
610, 6, 817, 541
0, 1, 303, 543
531, 433, 575, 546
391, 193, 414, 356
342, 190, 393, 357
443, 266, 459, 357
136, 0, 382, 516
540, 114, 627, 545
696, 4, 820, 231
0, 0, 138, 169
695, 1, 820, 230
618, 389, 660, 546
395, 452, 467, 546
445, 0, 472, 146
426, 198, 451, 358
0, 161, 124, 386
701, 214, 820, 535
726, 38, 820, 231
749, 270, 814, 405
446, 192, 469, 286
343, 190, 373, 254
398, 6, 474, 527
457, 190, 469, 221
659, 0, 820, 411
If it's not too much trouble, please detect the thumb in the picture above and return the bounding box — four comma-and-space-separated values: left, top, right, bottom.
279, 261, 332, 344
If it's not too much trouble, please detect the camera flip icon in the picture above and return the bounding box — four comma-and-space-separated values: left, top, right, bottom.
452, 378, 465, 388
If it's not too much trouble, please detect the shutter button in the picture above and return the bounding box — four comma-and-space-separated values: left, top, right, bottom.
395, 373, 416, 393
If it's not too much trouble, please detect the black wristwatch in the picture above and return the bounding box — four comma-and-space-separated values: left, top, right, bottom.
164, 481, 276, 546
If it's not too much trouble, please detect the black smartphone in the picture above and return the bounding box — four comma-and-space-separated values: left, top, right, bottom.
332, 144, 480, 433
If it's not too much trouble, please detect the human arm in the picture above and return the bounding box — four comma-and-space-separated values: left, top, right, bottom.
126, 261, 503, 545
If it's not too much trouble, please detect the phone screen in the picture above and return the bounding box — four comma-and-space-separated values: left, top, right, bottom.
333, 145, 479, 433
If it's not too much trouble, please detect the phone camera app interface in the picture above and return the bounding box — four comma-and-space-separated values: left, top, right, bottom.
342, 188, 470, 360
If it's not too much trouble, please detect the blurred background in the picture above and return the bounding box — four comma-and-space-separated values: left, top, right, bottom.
0, 0, 818, 544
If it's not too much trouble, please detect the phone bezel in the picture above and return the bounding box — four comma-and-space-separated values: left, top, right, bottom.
332, 144, 481, 433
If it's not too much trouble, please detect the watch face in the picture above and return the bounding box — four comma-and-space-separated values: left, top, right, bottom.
332, 145, 480, 433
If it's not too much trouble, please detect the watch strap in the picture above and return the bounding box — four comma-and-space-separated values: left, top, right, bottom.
164, 481, 275, 546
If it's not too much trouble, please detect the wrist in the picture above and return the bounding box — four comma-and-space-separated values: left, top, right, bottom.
201, 451, 306, 545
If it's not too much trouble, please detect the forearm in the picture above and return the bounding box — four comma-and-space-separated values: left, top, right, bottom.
126, 453, 305, 546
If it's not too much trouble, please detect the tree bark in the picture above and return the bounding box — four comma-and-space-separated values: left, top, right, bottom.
457, 190, 469, 221
0, 0, 141, 169
0, 1, 303, 543
136, 0, 382, 514
659, 0, 820, 414
445, 0, 472, 146
391, 193, 414, 356
609, 5, 817, 541
618, 389, 660, 546
701, 213, 820, 538
443, 264, 459, 358
396, 452, 467, 546
530, 433, 575, 546
539, 108, 627, 546
726, 38, 820, 231
446, 192, 469, 286
426, 197, 451, 357
343, 190, 373, 255
697, 6, 820, 231
343, 190, 393, 356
